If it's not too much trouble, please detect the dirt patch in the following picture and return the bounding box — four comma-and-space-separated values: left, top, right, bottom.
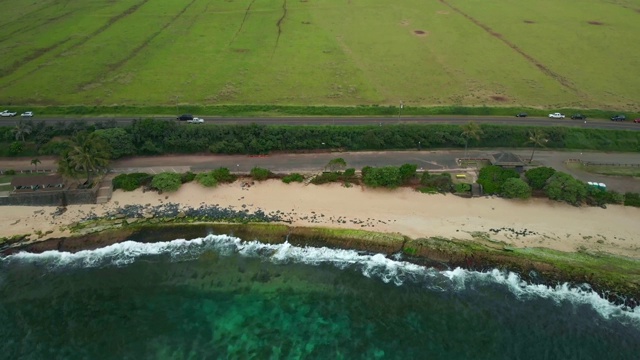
523, 20, 535, 24
490, 95, 508, 102
232, 48, 250, 53
587, 21, 604, 25
436, 11, 449, 15
413, 30, 429, 37
400, 19, 410, 26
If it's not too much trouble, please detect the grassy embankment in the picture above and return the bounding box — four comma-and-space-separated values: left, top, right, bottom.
5, 221, 639, 302
1, 0, 639, 111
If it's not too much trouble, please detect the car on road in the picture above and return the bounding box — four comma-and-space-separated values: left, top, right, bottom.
548, 112, 565, 119
610, 114, 626, 121
570, 114, 586, 120
177, 114, 194, 121
0, 110, 17, 117
21, 111, 33, 117
187, 117, 204, 124
515, 113, 528, 117
633, 118, 640, 123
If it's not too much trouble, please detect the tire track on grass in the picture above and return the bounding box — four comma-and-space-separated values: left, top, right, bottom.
273, 0, 287, 56
79, 0, 198, 89
0, 0, 151, 82
229, 0, 257, 46
437, 0, 581, 94
0, 1, 60, 32
0, 10, 77, 44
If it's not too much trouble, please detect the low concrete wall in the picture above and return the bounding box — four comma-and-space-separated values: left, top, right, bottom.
0, 188, 98, 206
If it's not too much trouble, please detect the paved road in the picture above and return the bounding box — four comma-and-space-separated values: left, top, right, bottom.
1, 116, 639, 130
2, 150, 639, 192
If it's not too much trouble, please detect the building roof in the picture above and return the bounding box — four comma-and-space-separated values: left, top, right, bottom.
490, 152, 525, 166
11, 175, 64, 187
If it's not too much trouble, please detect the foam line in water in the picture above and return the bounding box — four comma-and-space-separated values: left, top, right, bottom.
2, 234, 638, 325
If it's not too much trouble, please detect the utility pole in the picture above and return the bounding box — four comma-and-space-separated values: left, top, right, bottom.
398, 101, 403, 121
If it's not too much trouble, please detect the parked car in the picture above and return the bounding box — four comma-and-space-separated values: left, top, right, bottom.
515, 113, 528, 117
610, 114, 626, 121
21, 111, 33, 117
177, 114, 194, 121
0, 110, 17, 117
548, 112, 565, 119
570, 114, 586, 120
633, 118, 640, 123
187, 117, 204, 124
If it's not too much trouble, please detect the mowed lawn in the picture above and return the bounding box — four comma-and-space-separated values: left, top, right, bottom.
0, 0, 638, 109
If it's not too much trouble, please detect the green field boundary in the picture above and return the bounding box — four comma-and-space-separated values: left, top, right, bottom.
1, 105, 638, 119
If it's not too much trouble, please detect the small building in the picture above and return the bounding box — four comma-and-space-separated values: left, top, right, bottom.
489, 152, 526, 172
11, 175, 65, 192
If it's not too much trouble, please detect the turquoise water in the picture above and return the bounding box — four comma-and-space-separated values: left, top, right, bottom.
1, 235, 639, 359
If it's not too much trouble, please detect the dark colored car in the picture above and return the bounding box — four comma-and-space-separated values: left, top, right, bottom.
634, 119, 640, 123
610, 115, 626, 121
177, 114, 194, 121
515, 113, 528, 117
571, 114, 586, 120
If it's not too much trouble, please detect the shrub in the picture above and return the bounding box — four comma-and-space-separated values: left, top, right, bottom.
544, 172, 587, 205
344, 168, 356, 177
399, 163, 418, 183
9, 142, 23, 155
454, 183, 471, 193
525, 167, 556, 190
362, 166, 402, 188
151, 172, 182, 192
4, 169, 16, 175
477, 165, 519, 194
250, 167, 271, 181
420, 173, 453, 193
210, 167, 236, 183
195, 172, 218, 187
311, 172, 339, 185
624, 192, 640, 207
501, 178, 532, 199
181, 171, 196, 183
606, 190, 624, 205
283, 173, 304, 184
112, 173, 151, 191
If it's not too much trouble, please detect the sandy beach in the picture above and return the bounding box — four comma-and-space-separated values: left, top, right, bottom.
3, 180, 640, 258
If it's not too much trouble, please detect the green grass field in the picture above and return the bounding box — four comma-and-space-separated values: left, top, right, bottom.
1, 0, 639, 111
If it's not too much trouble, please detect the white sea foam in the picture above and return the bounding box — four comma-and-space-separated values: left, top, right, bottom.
2, 234, 638, 324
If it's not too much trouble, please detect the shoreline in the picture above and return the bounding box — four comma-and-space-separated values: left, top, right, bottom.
2, 179, 640, 304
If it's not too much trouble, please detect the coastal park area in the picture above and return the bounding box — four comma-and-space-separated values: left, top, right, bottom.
1, 0, 639, 111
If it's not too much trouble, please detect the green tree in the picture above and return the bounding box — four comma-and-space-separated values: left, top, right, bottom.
362, 166, 402, 188
58, 132, 110, 184
11, 121, 31, 142
460, 121, 483, 158
525, 167, 556, 190
477, 165, 519, 194
545, 172, 587, 205
94, 128, 136, 159
526, 129, 548, 163
8, 142, 24, 155
325, 158, 347, 171
151, 172, 182, 192
31, 158, 41, 172
399, 163, 418, 183
501, 178, 532, 199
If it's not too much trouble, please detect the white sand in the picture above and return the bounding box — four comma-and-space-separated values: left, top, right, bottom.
3, 180, 640, 258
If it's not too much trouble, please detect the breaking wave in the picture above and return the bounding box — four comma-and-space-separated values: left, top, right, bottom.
2, 234, 638, 325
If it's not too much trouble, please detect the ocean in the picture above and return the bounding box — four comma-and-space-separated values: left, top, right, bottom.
1, 234, 639, 359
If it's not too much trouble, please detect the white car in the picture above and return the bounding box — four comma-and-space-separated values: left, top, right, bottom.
548, 112, 565, 119
187, 117, 204, 124
21, 111, 33, 117
0, 110, 17, 117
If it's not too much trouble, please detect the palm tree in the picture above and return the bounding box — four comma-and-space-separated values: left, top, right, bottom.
58, 133, 110, 186
460, 121, 483, 160
31, 158, 41, 172
526, 129, 548, 163
11, 121, 31, 142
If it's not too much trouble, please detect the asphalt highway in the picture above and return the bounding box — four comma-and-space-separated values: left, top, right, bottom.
1, 116, 639, 130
